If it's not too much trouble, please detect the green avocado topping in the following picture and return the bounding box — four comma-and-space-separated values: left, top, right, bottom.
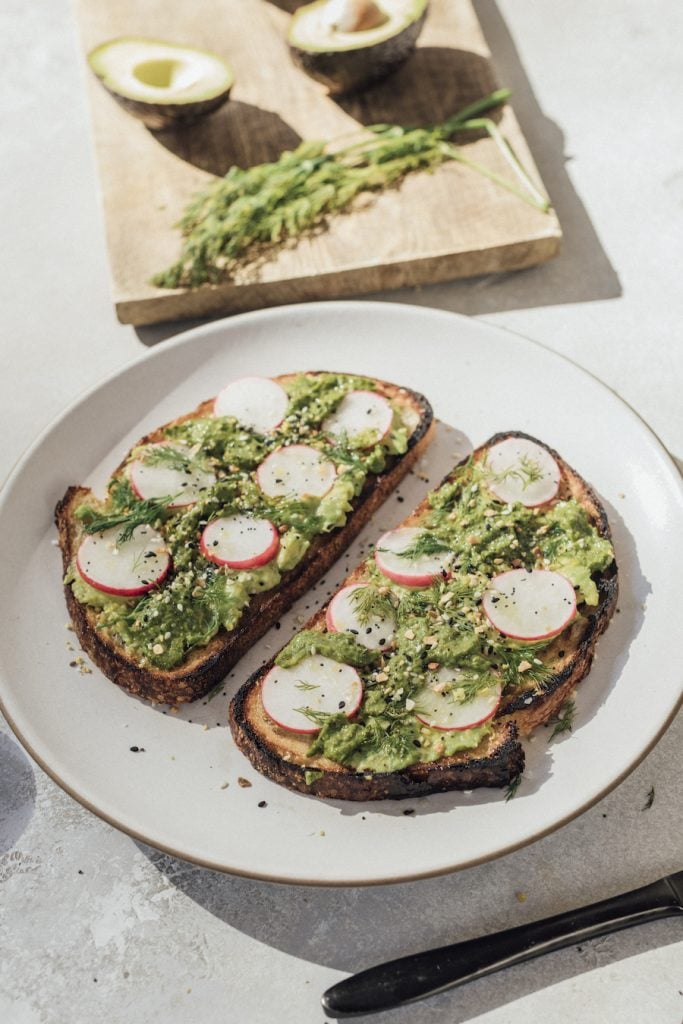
67, 373, 411, 671
273, 448, 615, 774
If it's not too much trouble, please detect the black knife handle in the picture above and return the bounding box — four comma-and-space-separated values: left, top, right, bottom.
322, 876, 682, 1018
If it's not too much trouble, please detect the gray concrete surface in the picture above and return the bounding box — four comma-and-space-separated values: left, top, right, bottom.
0, 1, 681, 1021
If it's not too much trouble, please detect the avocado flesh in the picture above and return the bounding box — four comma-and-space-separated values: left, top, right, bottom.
288, 0, 428, 95
88, 37, 234, 130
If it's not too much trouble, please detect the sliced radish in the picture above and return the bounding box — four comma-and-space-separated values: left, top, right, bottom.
261, 655, 363, 734
375, 527, 452, 588
200, 514, 279, 569
483, 568, 577, 641
213, 376, 288, 434
484, 437, 561, 507
76, 524, 170, 597
326, 583, 396, 651
323, 390, 393, 448
256, 445, 336, 500
414, 667, 502, 731
129, 442, 215, 509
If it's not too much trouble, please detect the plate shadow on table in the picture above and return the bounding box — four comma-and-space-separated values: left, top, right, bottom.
135, 731, 682, 1024
0, 730, 37, 855
134, 0, 620, 348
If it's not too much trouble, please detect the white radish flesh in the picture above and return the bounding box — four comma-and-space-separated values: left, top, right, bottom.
485, 437, 561, 507
323, 390, 393, 448
256, 445, 336, 499
77, 525, 170, 597
213, 376, 288, 434
261, 656, 363, 734
375, 527, 452, 588
483, 568, 577, 641
414, 667, 502, 731
200, 514, 279, 569
129, 443, 215, 508
326, 583, 396, 651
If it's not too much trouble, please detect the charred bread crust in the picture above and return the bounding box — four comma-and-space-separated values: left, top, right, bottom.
54, 373, 434, 705
231, 677, 523, 799
229, 431, 617, 799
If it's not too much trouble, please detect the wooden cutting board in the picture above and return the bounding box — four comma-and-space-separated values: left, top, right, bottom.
76, 0, 561, 325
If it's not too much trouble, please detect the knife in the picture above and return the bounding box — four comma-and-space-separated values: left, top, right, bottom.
322, 871, 683, 1018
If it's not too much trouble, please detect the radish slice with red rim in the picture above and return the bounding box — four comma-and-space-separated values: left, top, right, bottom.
326, 583, 396, 651
484, 437, 561, 507
256, 445, 336, 500
129, 443, 215, 508
375, 527, 452, 588
200, 514, 279, 569
76, 524, 170, 597
483, 568, 577, 641
213, 376, 288, 434
414, 667, 502, 731
261, 656, 363, 734
323, 390, 393, 448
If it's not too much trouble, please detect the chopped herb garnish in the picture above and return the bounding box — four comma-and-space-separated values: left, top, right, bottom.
548, 698, 576, 741
382, 532, 451, 560
349, 585, 396, 626
505, 774, 523, 801
142, 443, 212, 475
77, 494, 177, 544
294, 680, 320, 692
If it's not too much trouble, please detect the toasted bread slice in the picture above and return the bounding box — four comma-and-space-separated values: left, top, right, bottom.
229, 432, 618, 800
55, 372, 434, 705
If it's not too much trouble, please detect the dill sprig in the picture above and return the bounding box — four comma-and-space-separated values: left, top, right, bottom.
504, 774, 523, 801
548, 697, 576, 740
295, 707, 333, 726
488, 453, 544, 491
349, 585, 396, 626
152, 89, 550, 289
143, 444, 212, 475
295, 680, 320, 692
383, 532, 451, 561
78, 494, 176, 544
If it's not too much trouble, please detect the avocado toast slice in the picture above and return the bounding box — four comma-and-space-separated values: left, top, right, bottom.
55, 371, 434, 705
229, 432, 618, 799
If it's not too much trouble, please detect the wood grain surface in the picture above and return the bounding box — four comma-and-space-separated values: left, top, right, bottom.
76, 0, 562, 325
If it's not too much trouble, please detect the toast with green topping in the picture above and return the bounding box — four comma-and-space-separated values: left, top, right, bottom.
229, 432, 618, 799
55, 372, 434, 704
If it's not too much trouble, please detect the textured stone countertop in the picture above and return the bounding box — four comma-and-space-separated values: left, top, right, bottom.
0, 1, 681, 1022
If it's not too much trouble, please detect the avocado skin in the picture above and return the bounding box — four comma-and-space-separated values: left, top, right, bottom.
289, 8, 427, 95
100, 83, 233, 131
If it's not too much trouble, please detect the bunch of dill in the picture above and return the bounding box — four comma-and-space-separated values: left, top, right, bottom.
152, 89, 549, 290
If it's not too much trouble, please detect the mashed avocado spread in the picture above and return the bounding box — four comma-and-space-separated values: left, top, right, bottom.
273, 452, 614, 774
68, 373, 410, 671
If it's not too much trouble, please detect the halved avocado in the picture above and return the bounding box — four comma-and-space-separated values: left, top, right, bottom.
88, 37, 234, 130
288, 0, 428, 95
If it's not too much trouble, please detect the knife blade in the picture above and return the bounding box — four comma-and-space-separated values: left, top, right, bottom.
322, 872, 683, 1018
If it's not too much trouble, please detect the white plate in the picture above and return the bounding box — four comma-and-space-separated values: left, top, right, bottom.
1, 302, 681, 886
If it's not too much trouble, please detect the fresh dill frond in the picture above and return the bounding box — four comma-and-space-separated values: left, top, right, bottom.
349, 585, 396, 625
504, 774, 522, 801
294, 680, 320, 692
382, 532, 451, 561
142, 444, 212, 475
488, 453, 544, 491
548, 698, 576, 741
152, 90, 550, 290
295, 707, 333, 726
79, 494, 177, 544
